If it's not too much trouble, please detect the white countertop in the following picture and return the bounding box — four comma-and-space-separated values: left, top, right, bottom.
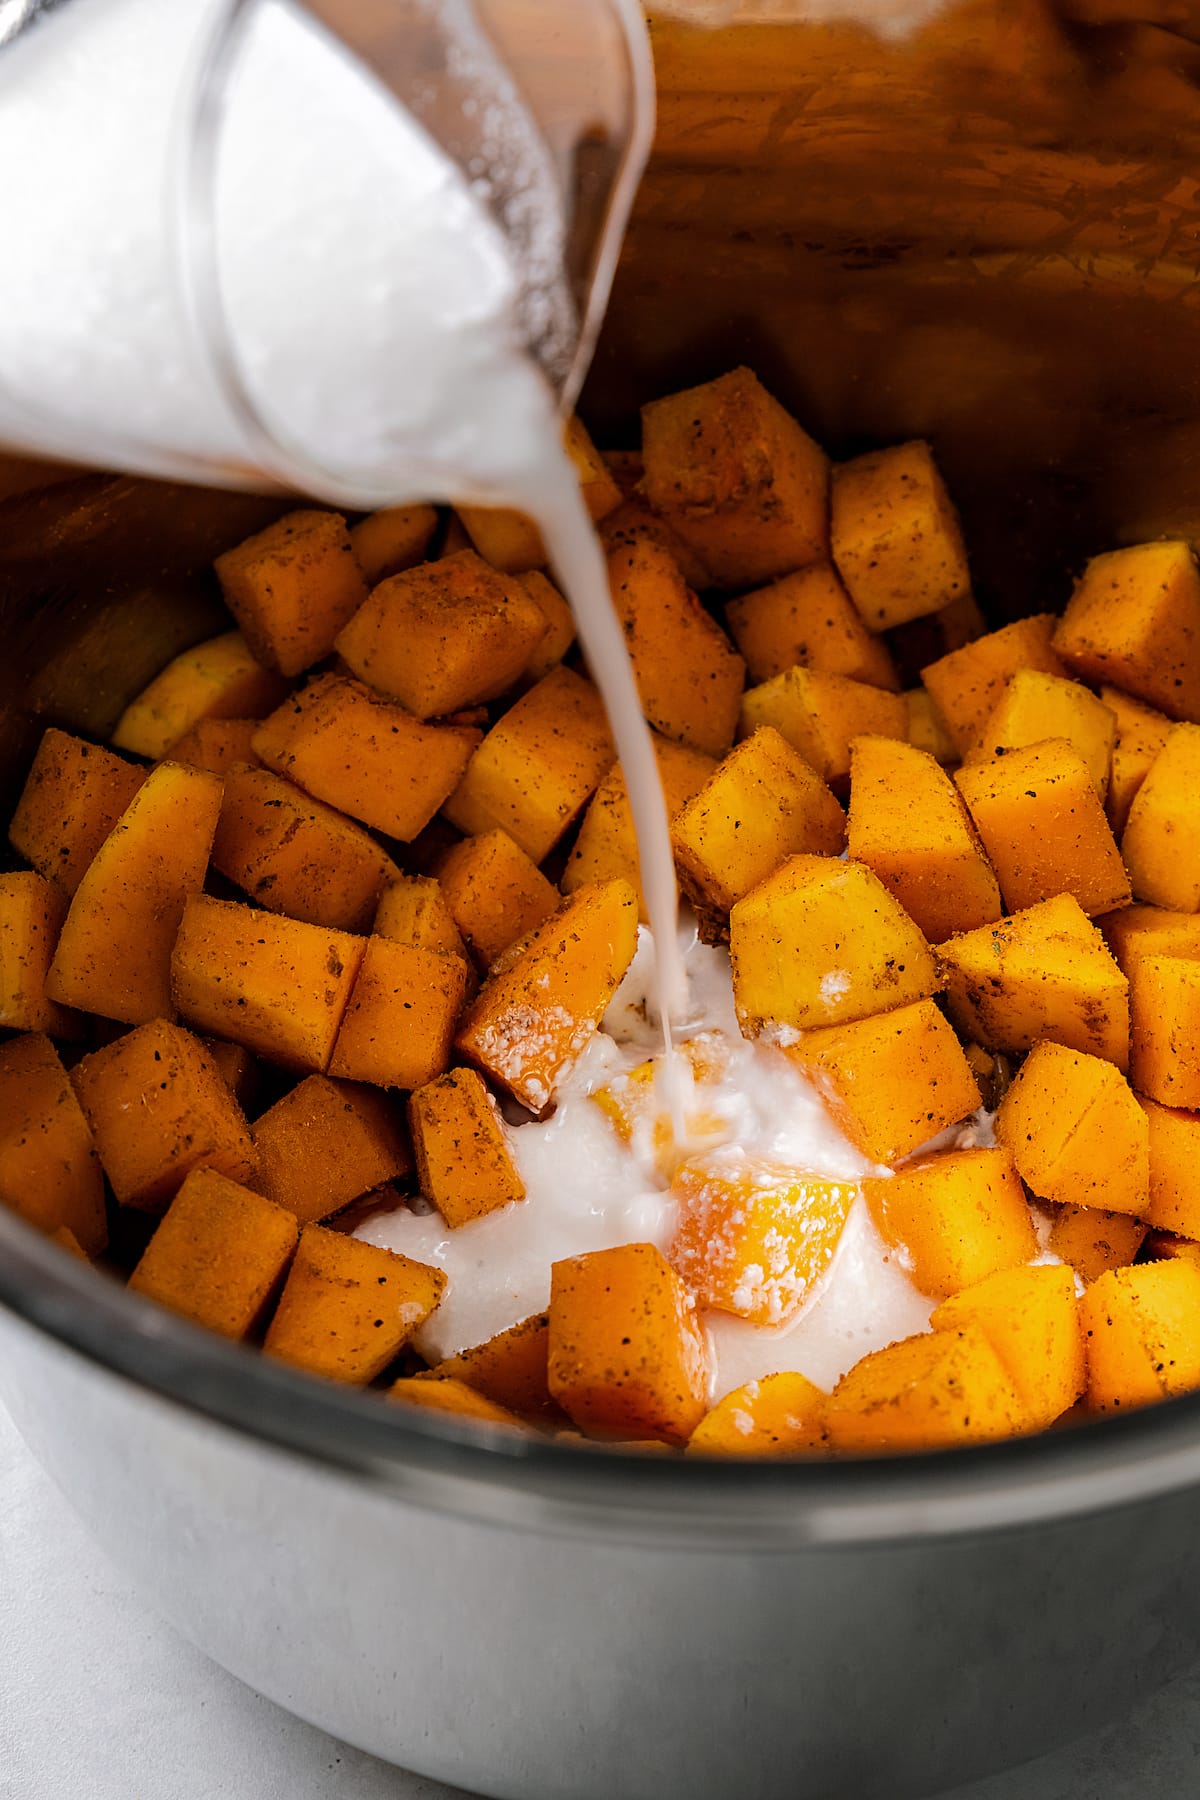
3, 1397, 1199, 1800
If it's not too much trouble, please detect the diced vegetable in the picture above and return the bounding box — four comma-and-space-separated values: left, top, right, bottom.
831, 440, 972, 633
252, 1074, 412, 1224
0, 872, 78, 1035
566, 736, 717, 920
129, 1168, 298, 1338
1103, 686, 1172, 837
388, 1374, 524, 1426
349, 503, 438, 585
825, 1324, 1022, 1451
1053, 540, 1200, 723
111, 629, 287, 760
687, 1372, 826, 1456
739, 665, 907, 790
215, 509, 368, 677
8, 728, 146, 896
1128, 953, 1200, 1108
970, 671, 1116, 799
930, 1265, 1083, 1431
0, 1033, 107, 1253
435, 829, 559, 969
1080, 1260, 1200, 1411
995, 1041, 1148, 1216
1121, 724, 1200, 911
1048, 1205, 1146, 1284
433, 1313, 558, 1421
1141, 1097, 1200, 1241
864, 1147, 1038, 1298
329, 938, 470, 1090
725, 562, 900, 689
167, 717, 260, 776
264, 1224, 445, 1383
921, 613, 1064, 757
373, 874, 468, 962
409, 1067, 525, 1227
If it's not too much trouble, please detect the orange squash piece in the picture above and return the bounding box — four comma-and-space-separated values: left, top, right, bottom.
921, 613, 1065, 757
566, 735, 717, 920
1080, 1260, 1200, 1411
215, 508, 368, 677
1048, 1205, 1146, 1284
373, 874, 468, 962
519, 571, 576, 682
129, 1168, 298, 1338
1128, 953, 1200, 1107
865, 1147, 1037, 1298
409, 1067, 525, 1228
824, 1324, 1022, 1452
167, 717, 261, 776
1122, 723, 1200, 911
387, 1374, 525, 1426
110, 629, 287, 760
329, 938, 470, 1091
687, 1372, 827, 1457
725, 562, 900, 689
264, 1223, 446, 1384
8, 728, 145, 896
0, 872, 79, 1036
1141, 1097, 1200, 1240
1103, 686, 1172, 837
832, 440, 972, 633
739, 666, 908, 790
970, 671, 1116, 799
995, 1041, 1149, 1217
252, 1074, 412, 1224
0, 1033, 107, 1254
349, 502, 438, 585
931, 1264, 1084, 1432
904, 688, 958, 765
434, 830, 559, 970
434, 1312, 559, 1420
1053, 540, 1200, 723
1100, 903, 1200, 975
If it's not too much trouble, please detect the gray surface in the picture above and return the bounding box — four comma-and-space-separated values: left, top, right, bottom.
2, 1399, 1198, 1800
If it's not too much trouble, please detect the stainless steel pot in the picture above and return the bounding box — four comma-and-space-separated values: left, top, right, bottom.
6, 5, 1200, 1793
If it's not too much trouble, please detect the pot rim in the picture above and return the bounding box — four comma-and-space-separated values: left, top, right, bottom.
7, 1203, 1200, 1548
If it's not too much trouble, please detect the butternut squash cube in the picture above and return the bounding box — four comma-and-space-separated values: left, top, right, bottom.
971, 671, 1116, 799
434, 1312, 558, 1421
832, 440, 972, 633
864, 1147, 1038, 1298
640, 367, 829, 587
214, 509, 368, 678
329, 938, 470, 1091
334, 550, 548, 721
669, 1150, 857, 1325
847, 736, 1001, 942
129, 1168, 298, 1338
434, 830, 558, 970
111, 629, 287, 760
409, 1067, 525, 1228
387, 1374, 524, 1426
1103, 686, 1172, 837
8, 728, 145, 896
203, 1037, 262, 1113
1128, 953, 1200, 1107
349, 502, 438, 585
1122, 724, 1200, 911
0, 872, 79, 1036
787, 998, 981, 1164
1053, 540, 1200, 723
1080, 1260, 1200, 1411
47, 761, 222, 1026
954, 738, 1131, 917
598, 495, 714, 594
442, 667, 615, 862
995, 1041, 1149, 1216
519, 571, 575, 682
0, 1033, 107, 1254
1141, 1097, 1200, 1240
71, 1018, 256, 1212
1049, 1204, 1146, 1283
937, 894, 1130, 1069
725, 562, 900, 690
566, 735, 717, 921
672, 728, 845, 916
171, 894, 365, 1073
824, 1324, 1022, 1452
252, 1074, 412, 1224
591, 1035, 732, 1181
374, 874, 467, 962
253, 673, 479, 843
1100, 903, 1200, 975
730, 855, 939, 1035
606, 536, 746, 755
930, 1264, 1084, 1430
167, 717, 261, 776
904, 688, 958, 765
922, 614, 1065, 756
264, 1223, 445, 1384
456, 880, 639, 1110
739, 666, 908, 790
686, 1372, 827, 1457
457, 416, 621, 572
548, 1242, 711, 1443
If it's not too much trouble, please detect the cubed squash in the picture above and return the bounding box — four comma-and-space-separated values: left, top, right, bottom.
214, 509, 368, 677
457, 416, 621, 572
519, 571, 575, 682
1080, 1260, 1200, 1411
1122, 724, 1200, 911
937, 894, 1130, 1069
374, 874, 467, 962
349, 502, 438, 585
995, 1041, 1149, 1216
0, 1033, 107, 1254
8, 728, 145, 896
671, 728, 845, 917
1141, 1097, 1200, 1240
922, 614, 1065, 756
904, 689, 959, 766
824, 1324, 1022, 1452
1049, 1204, 1147, 1283
46, 761, 222, 1026
640, 367, 829, 587
329, 938, 470, 1090
0, 872, 79, 1035
864, 1147, 1038, 1298
252, 1074, 412, 1224
954, 738, 1131, 917
930, 1264, 1084, 1430
548, 1242, 711, 1443
253, 673, 479, 843
725, 562, 900, 690
669, 1150, 857, 1325
212, 764, 397, 932
167, 717, 261, 776
334, 550, 548, 720
264, 1223, 446, 1383
434, 830, 559, 970
847, 736, 1001, 942
129, 1168, 298, 1338
606, 536, 746, 755
831, 440, 972, 633
409, 1067, 525, 1227
203, 1037, 262, 1113
1053, 540, 1200, 723
433, 1312, 558, 1420
565, 736, 717, 921
387, 1374, 524, 1426
599, 496, 713, 594
591, 1036, 732, 1181
442, 667, 615, 862
730, 855, 939, 1035
71, 1018, 256, 1212
686, 1372, 827, 1457
1103, 686, 1172, 837
110, 630, 287, 760
1100, 903, 1200, 974
786, 998, 981, 1164
970, 671, 1116, 799
1128, 953, 1200, 1107
739, 666, 908, 790
171, 894, 365, 1073
456, 880, 639, 1110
